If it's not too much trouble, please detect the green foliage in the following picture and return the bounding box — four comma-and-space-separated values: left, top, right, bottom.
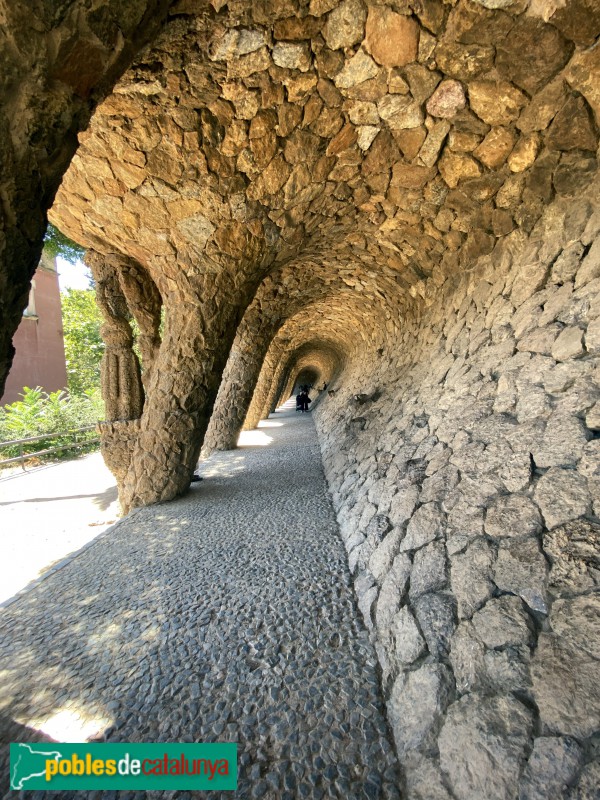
43, 223, 85, 264
61, 288, 105, 395
0, 387, 104, 464
130, 316, 142, 363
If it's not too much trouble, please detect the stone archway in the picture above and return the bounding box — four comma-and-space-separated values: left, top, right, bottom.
202, 252, 403, 455
45, 0, 600, 515
3, 0, 600, 795
0, 0, 173, 398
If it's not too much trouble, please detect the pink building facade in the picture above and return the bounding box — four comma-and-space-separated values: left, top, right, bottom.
1, 252, 68, 405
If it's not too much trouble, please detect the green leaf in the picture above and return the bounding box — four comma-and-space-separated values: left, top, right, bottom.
43, 223, 85, 263
61, 289, 104, 396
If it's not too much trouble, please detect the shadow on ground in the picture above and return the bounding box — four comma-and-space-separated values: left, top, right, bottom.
0, 411, 401, 799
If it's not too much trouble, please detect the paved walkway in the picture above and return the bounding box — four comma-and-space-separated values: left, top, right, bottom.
0, 452, 120, 604
0, 404, 400, 799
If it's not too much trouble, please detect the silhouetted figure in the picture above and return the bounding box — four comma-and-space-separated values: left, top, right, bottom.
298, 390, 311, 412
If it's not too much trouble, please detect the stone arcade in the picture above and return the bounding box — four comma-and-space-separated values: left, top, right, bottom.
1, 0, 599, 797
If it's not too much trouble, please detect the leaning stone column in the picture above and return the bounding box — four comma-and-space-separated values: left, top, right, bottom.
202, 321, 278, 455
279, 367, 299, 411
244, 339, 290, 431
118, 285, 253, 514
86, 250, 145, 486
112, 255, 162, 390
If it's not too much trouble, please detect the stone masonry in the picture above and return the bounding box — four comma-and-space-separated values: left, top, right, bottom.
0, 0, 172, 399
1, 0, 600, 797
0, 411, 401, 800
314, 182, 600, 800
39, 0, 599, 512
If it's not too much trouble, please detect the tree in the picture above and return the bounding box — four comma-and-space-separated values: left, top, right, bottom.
43, 223, 86, 263
61, 289, 104, 395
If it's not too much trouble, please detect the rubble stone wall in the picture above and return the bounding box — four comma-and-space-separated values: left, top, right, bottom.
0, 0, 171, 396
3, 0, 599, 794
314, 185, 600, 800
44, 0, 600, 512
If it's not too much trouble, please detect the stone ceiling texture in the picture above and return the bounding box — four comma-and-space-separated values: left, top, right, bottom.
4, 1, 600, 797
45, 0, 600, 522
51, 0, 600, 302
282, 339, 344, 393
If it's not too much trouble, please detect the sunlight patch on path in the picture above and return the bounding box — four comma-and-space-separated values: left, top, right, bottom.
0, 453, 119, 604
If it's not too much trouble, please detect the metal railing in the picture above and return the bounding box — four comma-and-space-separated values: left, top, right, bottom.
0, 425, 100, 468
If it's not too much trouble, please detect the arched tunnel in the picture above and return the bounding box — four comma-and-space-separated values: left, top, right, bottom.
1, 0, 599, 796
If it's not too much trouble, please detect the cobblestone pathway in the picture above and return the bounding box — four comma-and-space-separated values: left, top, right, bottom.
0, 407, 401, 799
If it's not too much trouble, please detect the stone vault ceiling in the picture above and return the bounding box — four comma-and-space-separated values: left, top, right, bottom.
9, 4, 597, 793
50, 0, 600, 310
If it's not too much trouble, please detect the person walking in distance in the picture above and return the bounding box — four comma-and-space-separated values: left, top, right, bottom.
299, 389, 311, 412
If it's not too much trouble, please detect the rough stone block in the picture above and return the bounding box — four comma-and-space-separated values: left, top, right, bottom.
498, 450, 532, 492
388, 482, 419, 526
388, 663, 454, 758
435, 41, 494, 82
585, 401, 600, 431
484, 494, 543, 539
334, 50, 379, 89
419, 464, 460, 503
409, 541, 447, 600
516, 325, 561, 356
471, 596, 533, 650
495, 16, 573, 96
534, 467, 592, 529
272, 42, 311, 72
413, 591, 456, 657
566, 760, 600, 800
446, 499, 485, 537
585, 316, 600, 353
549, 594, 600, 660
449, 537, 494, 619
438, 694, 534, 800
493, 537, 549, 614
484, 646, 531, 696
551, 327, 585, 361
403, 754, 454, 800
357, 584, 378, 631
534, 595, 600, 726
365, 513, 392, 548
369, 527, 404, 584
578, 440, 600, 477
543, 518, 600, 593
375, 553, 411, 633
364, 6, 419, 68
448, 473, 504, 511
449, 621, 487, 694
519, 736, 584, 800
511, 259, 552, 308
469, 80, 528, 127
401, 502, 446, 551
426, 80, 466, 119
322, 0, 366, 50
392, 605, 426, 665
531, 412, 590, 468
351, 545, 371, 580
474, 127, 515, 169
348, 543, 365, 574
550, 242, 586, 285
